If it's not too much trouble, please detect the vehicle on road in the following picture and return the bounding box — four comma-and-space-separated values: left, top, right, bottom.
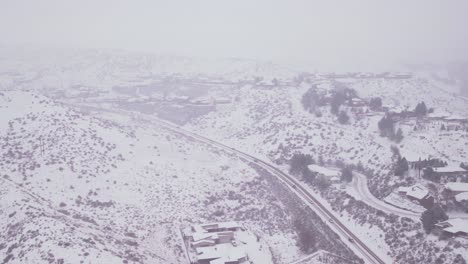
348, 238, 355, 243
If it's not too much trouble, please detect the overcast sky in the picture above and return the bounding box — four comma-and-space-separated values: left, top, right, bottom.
1, 0, 467, 69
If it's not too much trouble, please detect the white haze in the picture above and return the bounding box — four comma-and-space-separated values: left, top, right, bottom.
1, 0, 468, 70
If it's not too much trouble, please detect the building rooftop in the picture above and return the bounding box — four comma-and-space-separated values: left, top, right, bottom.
455, 192, 468, 202
437, 218, 468, 235
434, 165, 467, 173
445, 182, 468, 193
196, 243, 246, 262
307, 165, 340, 177
398, 184, 429, 200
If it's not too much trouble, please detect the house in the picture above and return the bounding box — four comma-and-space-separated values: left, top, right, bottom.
398, 184, 434, 208
307, 164, 341, 183
445, 182, 468, 195
435, 218, 468, 238
434, 166, 468, 176
182, 221, 259, 264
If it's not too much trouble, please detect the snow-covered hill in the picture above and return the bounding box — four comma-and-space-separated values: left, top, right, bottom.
0, 91, 360, 263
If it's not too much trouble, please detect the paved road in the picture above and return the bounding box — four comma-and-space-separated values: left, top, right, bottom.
66, 103, 387, 264
351, 172, 420, 219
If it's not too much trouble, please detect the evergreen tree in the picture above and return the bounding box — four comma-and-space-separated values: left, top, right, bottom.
289, 153, 313, 175
414, 101, 428, 117
315, 175, 331, 190
338, 110, 350, 124
330, 91, 346, 115
394, 156, 409, 176
302, 167, 317, 183
378, 115, 395, 138
341, 167, 353, 182
395, 128, 404, 142
423, 167, 441, 182
369, 97, 383, 111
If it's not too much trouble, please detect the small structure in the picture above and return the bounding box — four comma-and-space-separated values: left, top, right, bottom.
435, 218, 468, 238
347, 97, 366, 107
307, 165, 341, 183
398, 184, 433, 208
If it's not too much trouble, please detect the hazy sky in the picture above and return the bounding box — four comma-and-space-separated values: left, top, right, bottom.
1, 0, 467, 69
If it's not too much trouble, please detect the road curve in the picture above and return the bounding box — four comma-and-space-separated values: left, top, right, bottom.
351, 172, 420, 219
66, 103, 388, 264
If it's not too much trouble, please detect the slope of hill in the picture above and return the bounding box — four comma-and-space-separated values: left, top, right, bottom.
0, 91, 360, 264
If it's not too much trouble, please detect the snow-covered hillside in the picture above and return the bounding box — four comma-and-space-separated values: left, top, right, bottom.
2, 49, 468, 264
0, 91, 360, 264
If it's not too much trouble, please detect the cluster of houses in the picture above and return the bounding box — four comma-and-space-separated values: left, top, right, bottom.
182, 222, 269, 264
397, 181, 468, 238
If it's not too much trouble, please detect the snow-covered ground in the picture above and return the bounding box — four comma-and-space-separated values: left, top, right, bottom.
0, 91, 307, 263
2, 48, 468, 263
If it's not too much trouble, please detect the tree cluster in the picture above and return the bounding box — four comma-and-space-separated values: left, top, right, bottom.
293, 218, 317, 253
289, 153, 313, 175
378, 115, 403, 142
369, 97, 382, 111
315, 174, 331, 190
422, 167, 441, 183
330, 91, 347, 115
341, 167, 353, 182
420, 205, 448, 233
337, 110, 350, 124
411, 158, 448, 170
301, 87, 326, 113
414, 101, 428, 117
394, 156, 409, 177
461, 162, 468, 171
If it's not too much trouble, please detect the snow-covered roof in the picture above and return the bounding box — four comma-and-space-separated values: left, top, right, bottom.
307, 165, 340, 177
398, 184, 429, 200
438, 218, 468, 235
193, 232, 218, 242
444, 114, 467, 121
199, 221, 241, 230
434, 165, 466, 173
192, 239, 216, 247
445, 182, 468, 193
455, 192, 468, 202
196, 244, 246, 262
192, 222, 240, 241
